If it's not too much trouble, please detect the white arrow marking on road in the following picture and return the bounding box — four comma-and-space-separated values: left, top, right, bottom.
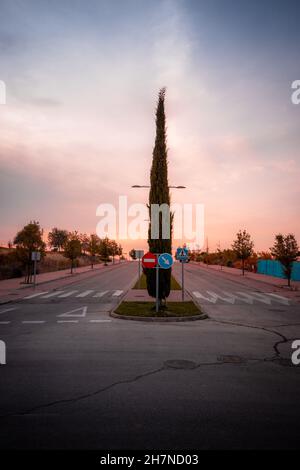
0, 307, 17, 315
265, 293, 290, 305
42, 291, 65, 298
93, 291, 109, 298
58, 306, 88, 318
24, 292, 49, 299
113, 290, 123, 297
58, 290, 79, 298
76, 290, 94, 298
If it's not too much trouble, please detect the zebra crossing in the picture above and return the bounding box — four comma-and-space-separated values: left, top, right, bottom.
192, 290, 290, 305
23, 289, 124, 301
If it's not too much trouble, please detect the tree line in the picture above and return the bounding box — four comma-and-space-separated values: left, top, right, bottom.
10, 221, 123, 283
190, 230, 299, 287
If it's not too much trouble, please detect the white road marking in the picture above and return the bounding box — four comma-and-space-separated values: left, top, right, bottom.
193, 291, 217, 303
265, 293, 290, 305
22, 321, 46, 324
89, 319, 112, 323
113, 290, 123, 297
0, 321, 11, 324
206, 291, 236, 304
58, 306, 87, 318
0, 307, 17, 315
57, 320, 79, 323
24, 292, 49, 299
249, 292, 272, 305
58, 290, 78, 298
193, 290, 289, 306
93, 291, 109, 298
235, 292, 254, 304
42, 291, 65, 298
76, 290, 94, 298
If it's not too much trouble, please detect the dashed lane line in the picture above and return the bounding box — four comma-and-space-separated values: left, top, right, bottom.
0, 307, 18, 315
22, 321, 46, 324
57, 320, 79, 323
89, 319, 112, 323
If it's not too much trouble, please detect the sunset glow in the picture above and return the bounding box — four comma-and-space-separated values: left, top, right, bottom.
1, 0, 299, 251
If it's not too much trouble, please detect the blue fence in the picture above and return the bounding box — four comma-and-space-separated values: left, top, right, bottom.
257, 259, 300, 281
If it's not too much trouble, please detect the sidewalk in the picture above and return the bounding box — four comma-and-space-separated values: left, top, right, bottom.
0, 262, 124, 305
193, 262, 300, 289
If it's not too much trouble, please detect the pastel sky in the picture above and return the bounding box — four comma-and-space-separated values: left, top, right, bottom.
0, 0, 299, 252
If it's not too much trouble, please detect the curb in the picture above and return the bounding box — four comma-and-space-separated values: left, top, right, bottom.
110, 311, 208, 323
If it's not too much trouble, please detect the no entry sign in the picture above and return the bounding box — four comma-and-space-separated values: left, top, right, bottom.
142, 252, 157, 269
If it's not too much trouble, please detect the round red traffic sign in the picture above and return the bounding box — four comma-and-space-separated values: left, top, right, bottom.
142, 252, 157, 269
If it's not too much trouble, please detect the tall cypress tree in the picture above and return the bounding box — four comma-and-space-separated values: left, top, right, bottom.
145, 88, 172, 305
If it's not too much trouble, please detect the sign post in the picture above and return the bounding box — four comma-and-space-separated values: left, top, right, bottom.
156, 265, 159, 313
157, 253, 174, 312
142, 252, 159, 311
176, 248, 189, 301
31, 251, 41, 288
135, 250, 144, 288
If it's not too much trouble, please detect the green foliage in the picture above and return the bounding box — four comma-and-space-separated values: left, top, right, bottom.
48, 228, 68, 251
232, 229, 254, 275
99, 237, 112, 265
115, 301, 202, 318
271, 233, 299, 286
129, 249, 136, 260
63, 231, 82, 273
13, 221, 46, 283
146, 88, 172, 302
109, 240, 119, 264
86, 234, 101, 268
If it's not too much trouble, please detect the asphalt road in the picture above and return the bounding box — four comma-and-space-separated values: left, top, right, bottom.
0, 261, 299, 450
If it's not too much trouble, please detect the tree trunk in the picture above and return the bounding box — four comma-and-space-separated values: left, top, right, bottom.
242, 259, 245, 276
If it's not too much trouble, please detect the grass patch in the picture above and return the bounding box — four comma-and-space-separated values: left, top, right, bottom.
133, 273, 181, 290
115, 301, 202, 317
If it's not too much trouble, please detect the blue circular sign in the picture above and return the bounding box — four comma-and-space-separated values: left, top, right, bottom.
158, 253, 174, 269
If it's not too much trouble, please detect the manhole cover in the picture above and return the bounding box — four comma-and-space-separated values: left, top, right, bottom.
164, 360, 197, 370
273, 358, 294, 368
218, 355, 245, 364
